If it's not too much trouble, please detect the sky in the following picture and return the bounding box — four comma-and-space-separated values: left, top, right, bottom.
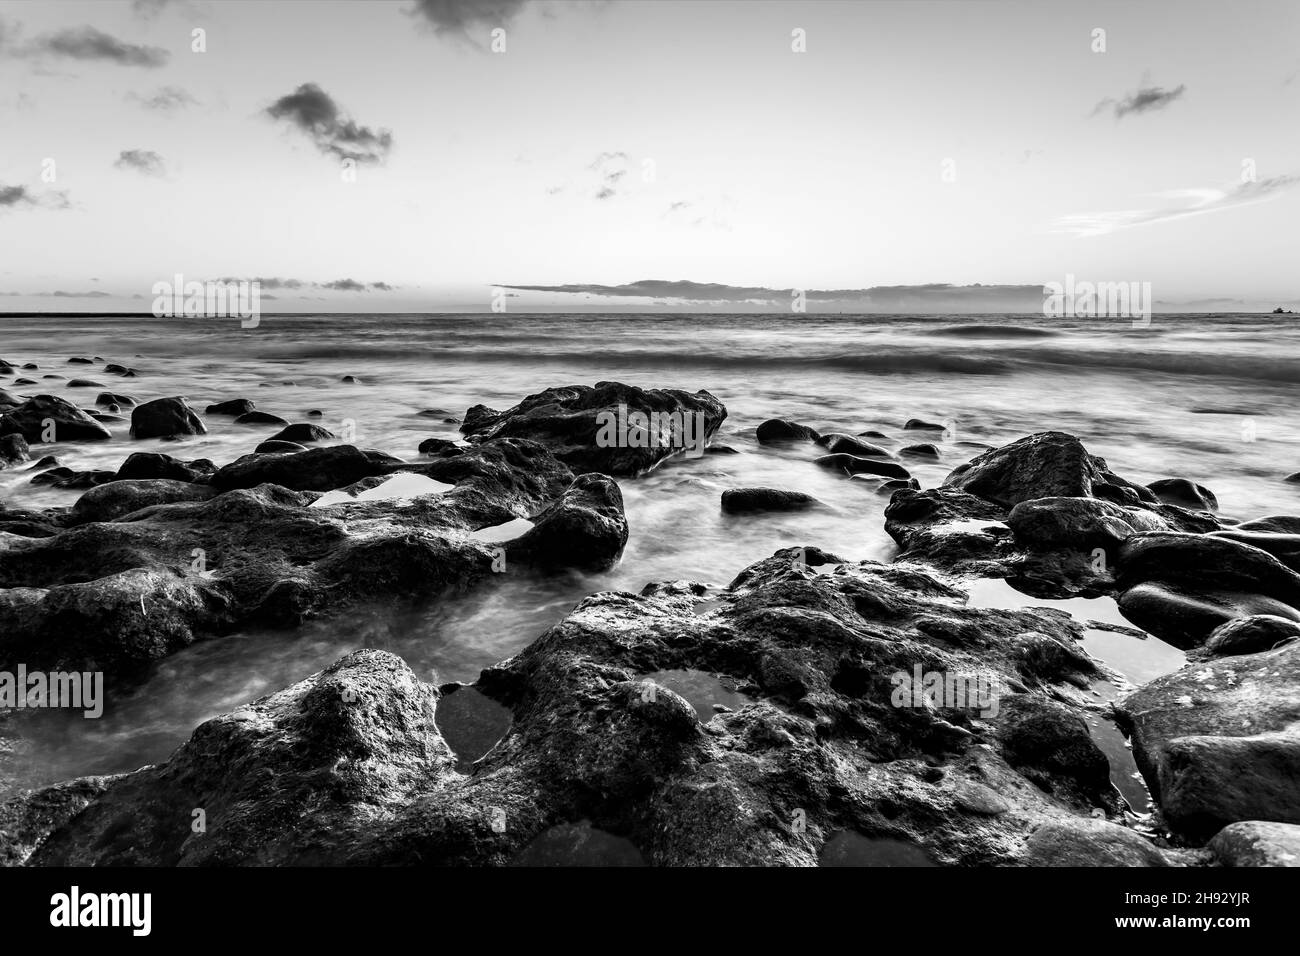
0, 0, 1297, 313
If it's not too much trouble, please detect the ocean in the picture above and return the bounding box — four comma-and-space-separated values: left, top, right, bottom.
2, 311, 1297, 792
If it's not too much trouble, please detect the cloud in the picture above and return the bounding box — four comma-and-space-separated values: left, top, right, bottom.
265, 83, 393, 164
21, 25, 169, 67
127, 85, 198, 111
409, 0, 528, 37
1092, 83, 1186, 119
213, 276, 394, 293
0, 183, 71, 212
114, 149, 166, 177
497, 280, 1045, 312
1054, 173, 1300, 237
587, 151, 630, 200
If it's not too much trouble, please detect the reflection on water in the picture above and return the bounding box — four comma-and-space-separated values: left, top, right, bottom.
642, 668, 756, 721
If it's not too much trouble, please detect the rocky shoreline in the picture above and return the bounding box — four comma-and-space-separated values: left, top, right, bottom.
1, 360, 1298, 866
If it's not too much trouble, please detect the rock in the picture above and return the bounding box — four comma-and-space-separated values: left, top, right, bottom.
205, 399, 255, 416
1205, 615, 1300, 656
70, 479, 217, 523
505, 473, 629, 572
234, 411, 288, 426
900, 443, 941, 461
721, 488, 820, 514
903, 418, 945, 431
211, 445, 400, 492
813, 453, 911, 480
1116, 532, 1300, 612
418, 437, 460, 456
1148, 478, 1218, 512
0, 395, 113, 442
878, 478, 920, 495
1117, 582, 1300, 649
21, 363, 36, 370
66, 379, 104, 388
457, 377, 728, 476
12, 378, 36, 385
705, 444, 739, 456
1209, 529, 1300, 573
2, 550, 1120, 866
1024, 819, 1168, 867
130, 397, 207, 439
460, 382, 726, 477
995, 695, 1112, 803
1007, 496, 1167, 551
94, 392, 137, 408
267, 423, 335, 444
115, 452, 215, 484
341, 375, 360, 384
816, 434, 892, 457
1285, 473, 1300, 484
28, 456, 60, 470
31, 469, 115, 489
307, 409, 323, 418
1115, 642, 1300, 837
945, 431, 1155, 508
0, 434, 30, 468
103, 364, 128, 375
1209, 821, 1300, 867
755, 418, 820, 444
254, 440, 308, 455
0, 440, 584, 678
1237, 516, 1300, 535
66, 357, 94, 365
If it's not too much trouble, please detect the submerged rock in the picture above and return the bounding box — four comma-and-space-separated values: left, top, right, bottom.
234, 411, 289, 426
814, 453, 910, 480
115, 451, 216, 484
268, 423, 336, 444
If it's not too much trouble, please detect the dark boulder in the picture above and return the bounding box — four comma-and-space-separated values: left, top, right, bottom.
1205, 615, 1300, 656
130, 397, 207, 439
254, 440, 308, 455
460, 382, 726, 477
71, 479, 217, 523
233, 411, 288, 426
94, 392, 137, 408
0, 395, 113, 443
267, 423, 335, 444
755, 418, 820, 444
813, 453, 910, 480
205, 399, 255, 416
1148, 477, 1218, 512
506, 473, 629, 572
0, 434, 30, 468
115, 452, 216, 484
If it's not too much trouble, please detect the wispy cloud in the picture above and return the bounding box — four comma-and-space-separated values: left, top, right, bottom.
114, 149, 166, 177
213, 276, 397, 292
127, 85, 198, 112
0, 183, 72, 213
1092, 83, 1186, 119
1054, 174, 1300, 237
18, 25, 169, 68
589, 151, 629, 200
265, 83, 393, 164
